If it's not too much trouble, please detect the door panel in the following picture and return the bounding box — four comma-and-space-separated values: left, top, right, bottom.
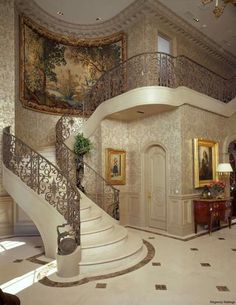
147, 146, 166, 230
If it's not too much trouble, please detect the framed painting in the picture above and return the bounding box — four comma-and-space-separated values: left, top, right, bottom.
194, 138, 219, 188
105, 148, 126, 185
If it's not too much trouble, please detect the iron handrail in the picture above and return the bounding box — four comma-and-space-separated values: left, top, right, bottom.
55, 117, 120, 220
3, 126, 80, 245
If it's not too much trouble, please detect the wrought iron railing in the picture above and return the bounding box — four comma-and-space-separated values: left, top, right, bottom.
56, 117, 120, 220
54, 52, 236, 220
3, 126, 80, 245
83, 52, 236, 115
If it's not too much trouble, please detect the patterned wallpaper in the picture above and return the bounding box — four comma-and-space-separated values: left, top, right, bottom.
127, 17, 235, 78
180, 105, 229, 194
99, 109, 182, 195
15, 10, 235, 150
15, 102, 60, 150
227, 112, 236, 137
94, 105, 236, 197
0, 0, 15, 196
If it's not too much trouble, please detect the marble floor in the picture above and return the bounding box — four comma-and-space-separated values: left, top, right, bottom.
0, 225, 236, 305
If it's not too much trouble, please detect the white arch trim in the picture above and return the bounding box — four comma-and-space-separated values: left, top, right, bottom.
222, 133, 236, 159
83, 86, 236, 137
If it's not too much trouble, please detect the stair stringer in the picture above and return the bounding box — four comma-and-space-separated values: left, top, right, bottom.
3, 165, 66, 259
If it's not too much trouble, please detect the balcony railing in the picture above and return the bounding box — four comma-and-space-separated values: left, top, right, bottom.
83, 52, 236, 115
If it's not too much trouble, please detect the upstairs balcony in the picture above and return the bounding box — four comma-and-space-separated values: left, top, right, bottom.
83, 52, 236, 116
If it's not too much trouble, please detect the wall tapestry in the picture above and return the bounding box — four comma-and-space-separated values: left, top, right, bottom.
193, 138, 219, 188
20, 16, 126, 115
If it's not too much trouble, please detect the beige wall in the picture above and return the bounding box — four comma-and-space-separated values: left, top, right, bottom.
15, 102, 60, 150
0, 0, 15, 197
180, 105, 229, 194
91, 104, 236, 234
126, 17, 234, 78
98, 109, 183, 195
98, 105, 235, 197
14, 10, 235, 150
0, 0, 15, 235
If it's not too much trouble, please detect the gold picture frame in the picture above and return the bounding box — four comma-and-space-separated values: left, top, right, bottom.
194, 138, 219, 188
106, 148, 126, 185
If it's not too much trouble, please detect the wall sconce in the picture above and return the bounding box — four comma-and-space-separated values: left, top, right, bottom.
216, 163, 233, 175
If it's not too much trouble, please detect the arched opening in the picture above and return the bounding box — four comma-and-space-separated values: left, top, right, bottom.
228, 141, 236, 216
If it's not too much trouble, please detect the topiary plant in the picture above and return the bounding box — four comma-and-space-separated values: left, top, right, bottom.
74, 133, 92, 156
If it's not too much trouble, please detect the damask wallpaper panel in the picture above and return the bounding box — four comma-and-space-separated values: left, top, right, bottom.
0, 0, 15, 196
180, 105, 227, 194
100, 109, 182, 196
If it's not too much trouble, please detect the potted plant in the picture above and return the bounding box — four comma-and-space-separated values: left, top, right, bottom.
74, 133, 92, 156
74, 133, 92, 192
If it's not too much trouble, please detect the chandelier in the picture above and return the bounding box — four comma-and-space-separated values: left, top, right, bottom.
201, 0, 236, 17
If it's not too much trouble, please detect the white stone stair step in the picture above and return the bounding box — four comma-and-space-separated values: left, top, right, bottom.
80, 208, 102, 228
81, 218, 114, 235
80, 202, 91, 218
80, 232, 143, 265
81, 225, 127, 249
80, 200, 90, 210
79, 240, 146, 274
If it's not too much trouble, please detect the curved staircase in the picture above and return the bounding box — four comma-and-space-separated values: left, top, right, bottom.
79, 191, 144, 273
3, 130, 145, 276
38, 146, 145, 274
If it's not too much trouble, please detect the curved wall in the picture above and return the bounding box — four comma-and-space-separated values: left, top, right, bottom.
14, 0, 236, 150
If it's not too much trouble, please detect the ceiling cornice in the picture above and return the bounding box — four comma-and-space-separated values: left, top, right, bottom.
14, 0, 236, 67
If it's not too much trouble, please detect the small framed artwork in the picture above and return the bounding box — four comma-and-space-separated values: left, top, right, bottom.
105, 148, 126, 185
194, 138, 219, 188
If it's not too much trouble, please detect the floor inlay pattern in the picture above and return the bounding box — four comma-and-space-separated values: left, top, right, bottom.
155, 284, 167, 290
13, 259, 23, 263
200, 263, 211, 267
152, 262, 161, 266
96, 283, 107, 289
216, 286, 230, 292
39, 239, 155, 287
26, 252, 46, 265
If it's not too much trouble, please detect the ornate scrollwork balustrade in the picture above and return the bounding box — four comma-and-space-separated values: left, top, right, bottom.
83, 52, 235, 115
55, 117, 120, 220
3, 126, 80, 245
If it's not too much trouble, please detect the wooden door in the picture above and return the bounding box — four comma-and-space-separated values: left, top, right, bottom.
146, 145, 166, 230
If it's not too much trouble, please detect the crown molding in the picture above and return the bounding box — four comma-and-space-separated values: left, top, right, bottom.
145, 0, 236, 67
14, 0, 236, 67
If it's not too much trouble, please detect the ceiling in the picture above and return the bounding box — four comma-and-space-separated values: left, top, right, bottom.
34, 0, 236, 57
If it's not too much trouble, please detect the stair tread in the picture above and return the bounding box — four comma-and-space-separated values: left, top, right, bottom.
81, 218, 114, 235
80, 232, 143, 265
80, 208, 101, 223
81, 225, 127, 248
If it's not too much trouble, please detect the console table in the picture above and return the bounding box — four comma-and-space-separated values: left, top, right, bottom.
193, 198, 232, 234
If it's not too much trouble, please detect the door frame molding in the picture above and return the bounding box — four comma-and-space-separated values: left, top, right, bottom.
141, 141, 169, 230
222, 133, 236, 159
